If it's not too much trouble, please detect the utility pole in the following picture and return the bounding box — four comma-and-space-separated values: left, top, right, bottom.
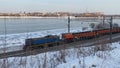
3, 17, 7, 68
109, 16, 113, 43
102, 16, 105, 25
68, 16, 70, 33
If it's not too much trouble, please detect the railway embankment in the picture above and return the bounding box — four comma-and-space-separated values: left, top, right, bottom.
0, 33, 120, 59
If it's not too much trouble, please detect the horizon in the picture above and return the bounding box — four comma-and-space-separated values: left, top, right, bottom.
0, 0, 120, 14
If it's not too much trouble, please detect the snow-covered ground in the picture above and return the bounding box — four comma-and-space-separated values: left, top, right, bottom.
0, 25, 120, 68
0, 41, 120, 68
56, 42, 120, 68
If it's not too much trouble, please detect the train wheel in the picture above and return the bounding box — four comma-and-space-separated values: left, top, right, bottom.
24, 46, 31, 51
48, 44, 54, 47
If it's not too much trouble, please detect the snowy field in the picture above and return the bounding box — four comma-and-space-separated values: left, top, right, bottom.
0, 41, 120, 68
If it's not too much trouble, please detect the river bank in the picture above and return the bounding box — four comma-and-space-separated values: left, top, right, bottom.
0, 16, 76, 19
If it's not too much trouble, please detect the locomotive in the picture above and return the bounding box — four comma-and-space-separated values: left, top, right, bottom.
23, 35, 60, 50
23, 27, 120, 50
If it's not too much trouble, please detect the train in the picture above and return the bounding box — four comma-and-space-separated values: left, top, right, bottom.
23, 27, 120, 50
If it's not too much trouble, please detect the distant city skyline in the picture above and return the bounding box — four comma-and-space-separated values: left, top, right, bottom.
0, 0, 120, 14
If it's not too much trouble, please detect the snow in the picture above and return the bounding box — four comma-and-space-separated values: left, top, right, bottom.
0, 42, 120, 68
0, 26, 120, 68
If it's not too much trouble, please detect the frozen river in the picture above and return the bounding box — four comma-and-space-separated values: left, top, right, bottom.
0, 17, 119, 48
0, 17, 119, 35
0, 17, 101, 35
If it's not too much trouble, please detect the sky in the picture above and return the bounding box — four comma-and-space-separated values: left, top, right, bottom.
0, 0, 120, 14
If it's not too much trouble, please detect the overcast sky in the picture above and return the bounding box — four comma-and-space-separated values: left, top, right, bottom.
0, 0, 120, 14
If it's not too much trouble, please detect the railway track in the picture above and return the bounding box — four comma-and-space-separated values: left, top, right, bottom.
0, 33, 120, 59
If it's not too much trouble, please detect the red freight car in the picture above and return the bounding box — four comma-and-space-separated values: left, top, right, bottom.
62, 33, 74, 43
